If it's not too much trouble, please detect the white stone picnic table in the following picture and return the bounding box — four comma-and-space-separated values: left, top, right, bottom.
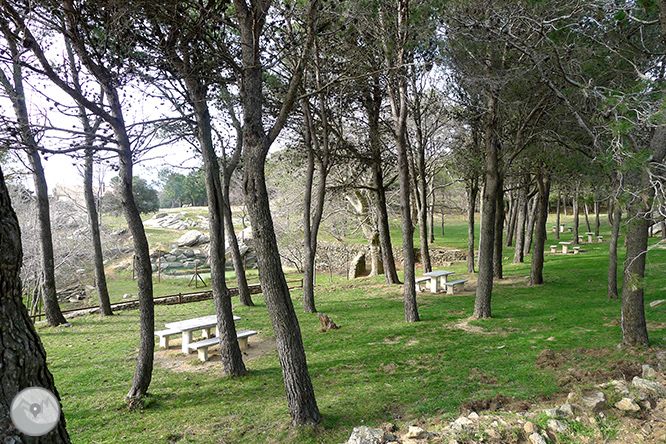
585, 232, 595, 243
423, 270, 455, 293
165, 315, 241, 354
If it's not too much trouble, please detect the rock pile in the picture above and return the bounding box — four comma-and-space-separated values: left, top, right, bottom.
144, 212, 209, 230
343, 363, 666, 444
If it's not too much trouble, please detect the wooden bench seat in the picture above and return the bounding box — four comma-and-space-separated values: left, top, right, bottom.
415, 276, 430, 292
188, 330, 259, 362
443, 279, 468, 295
155, 329, 181, 349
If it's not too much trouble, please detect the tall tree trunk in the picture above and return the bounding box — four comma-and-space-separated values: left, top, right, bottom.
619, 125, 666, 346
64, 38, 113, 317
595, 200, 601, 237
530, 168, 550, 285
555, 188, 562, 240
381, 0, 418, 322
608, 202, 621, 300
474, 82, 500, 319
513, 184, 528, 264
300, 76, 330, 313
523, 196, 538, 256
584, 201, 592, 233
0, 38, 67, 326
467, 179, 478, 274
221, 88, 254, 307
234, 0, 321, 425
505, 191, 516, 247
27, 151, 68, 326
411, 68, 431, 274
84, 149, 113, 316
493, 181, 504, 279
573, 189, 580, 245
428, 184, 435, 243
621, 210, 650, 346
365, 83, 400, 284
0, 166, 71, 443
188, 81, 246, 376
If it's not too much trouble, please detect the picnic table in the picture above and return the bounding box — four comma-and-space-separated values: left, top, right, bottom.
559, 241, 572, 254
585, 232, 594, 243
423, 270, 455, 293
164, 315, 241, 354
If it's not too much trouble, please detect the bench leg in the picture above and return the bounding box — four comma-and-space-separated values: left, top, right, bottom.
197, 347, 208, 362
238, 337, 249, 352
202, 327, 213, 339
447, 285, 454, 295
160, 335, 169, 349
182, 331, 193, 354
429, 278, 439, 293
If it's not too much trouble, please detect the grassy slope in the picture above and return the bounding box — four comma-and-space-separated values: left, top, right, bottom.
38, 214, 666, 443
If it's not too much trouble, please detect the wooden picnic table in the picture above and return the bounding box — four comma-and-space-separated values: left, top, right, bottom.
165, 315, 241, 354
423, 270, 455, 293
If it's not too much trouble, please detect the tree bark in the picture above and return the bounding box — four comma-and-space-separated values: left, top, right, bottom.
382, 0, 419, 322
364, 83, 400, 284
493, 180, 504, 279
84, 149, 113, 316
513, 183, 528, 264
530, 168, 550, 286
234, 0, 321, 425
188, 81, 246, 376
474, 81, 500, 319
64, 38, 113, 317
467, 178, 478, 274
573, 188, 580, 245
608, 202, 621, 300
0, 166, 71, 443
555, 188, 562, 240
619, 125, 666, 346
523, 196, 538, 256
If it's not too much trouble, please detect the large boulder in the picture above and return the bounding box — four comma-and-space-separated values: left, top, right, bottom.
177, 230, 209, 247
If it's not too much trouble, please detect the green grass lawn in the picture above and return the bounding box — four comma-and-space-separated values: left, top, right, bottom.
37, 215, 666, 443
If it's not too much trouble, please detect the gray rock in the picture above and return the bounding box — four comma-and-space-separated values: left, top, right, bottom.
543, 408, 560, 417
580, 391, 606, 412
558, 403, 575, 417
529, 432, 547, 444
177, 230, 209, 247
403, 426, 426, 439
346, 426, 386, 444
450, 416, 474, 433
184, 249, 195, 258
642, 364, 658, 379
633, 377, 666, 397
547, 419, 568, 434
615, 397, 641, 412
154, 212, 168, 219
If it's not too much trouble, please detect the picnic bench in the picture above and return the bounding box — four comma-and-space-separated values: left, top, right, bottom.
443, 279, 468, 295
597, 236, 604, 242
550, 245, 557, 253
415, 276, 430, 292
188, 329, 259, 362
422, 270, 455, 293
559, 241, 572, 254
573, 246, 581, 254
159, 315, 241, 354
